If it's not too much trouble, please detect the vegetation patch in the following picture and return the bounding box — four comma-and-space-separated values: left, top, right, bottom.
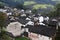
15, 37, 29, 40
24, 1, 36, 6
0, 2, 5, 5
33, 4, 54, 9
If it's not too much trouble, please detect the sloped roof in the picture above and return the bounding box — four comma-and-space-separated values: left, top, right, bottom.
18, 18, 29, 25
26, 25, 56, 37
17, 16, 30, 25
48, 21, 58, 26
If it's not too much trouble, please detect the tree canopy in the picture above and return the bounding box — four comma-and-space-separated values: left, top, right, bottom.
48, 3, 60, 18
0, 12, 7, 31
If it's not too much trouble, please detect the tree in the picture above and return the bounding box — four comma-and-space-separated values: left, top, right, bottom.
47, 3, 60, 40
0, 12, 7, 32
15, 3, 24, 9
0, 2, 4, 8
0, 12, 12, 40
32, 9, 38, 14
55, 26, 60, 40
0, 4, 4, 8
55, 3, 60, 17
48, 3, 60, 18
23, 6, 30, 10
0, 30, 12, 40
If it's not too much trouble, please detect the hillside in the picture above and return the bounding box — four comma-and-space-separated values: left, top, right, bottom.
0, 0, 60, 10
0, 0, 24, 7
0, 0, 57, 6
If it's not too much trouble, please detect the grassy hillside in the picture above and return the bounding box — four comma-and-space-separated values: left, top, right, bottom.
24, 1, 36, 6
33, 4, 54, 9
0, 0, 56, 6
0, 0, 57, 10
24, 1, 54, 10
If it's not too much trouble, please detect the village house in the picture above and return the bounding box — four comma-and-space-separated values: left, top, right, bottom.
28, 25, 56, 40
0, 8, 7, 13
19, 16, 57, 40
21, 22, 56, 40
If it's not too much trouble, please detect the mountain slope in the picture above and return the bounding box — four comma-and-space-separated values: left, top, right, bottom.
0, 0, 57, 6
0, 0, 59, 9
0, 0, 24, 7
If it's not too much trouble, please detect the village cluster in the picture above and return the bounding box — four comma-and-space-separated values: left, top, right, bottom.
0, 6, 60, 40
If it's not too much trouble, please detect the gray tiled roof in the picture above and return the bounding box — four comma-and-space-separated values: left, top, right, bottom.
26, 25, 56, 37
17, 17, 29, 25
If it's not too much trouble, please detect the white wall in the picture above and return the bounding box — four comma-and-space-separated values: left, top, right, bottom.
39, 16, 44, 23
28, 32, 52, 40
39, 35, 52, 40
7, 22, 23, 37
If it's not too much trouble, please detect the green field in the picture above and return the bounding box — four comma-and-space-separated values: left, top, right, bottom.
33, 4, 54, 9
15, 37, 29, 40
24, 1, 54, 9
24, 1, 36, 6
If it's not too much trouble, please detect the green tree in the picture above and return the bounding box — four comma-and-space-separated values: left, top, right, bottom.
48, 3, 60, 18
0, 12, 12, 40
16, 4, 24, 9
32, 9, 38, 14
0, 2, 4, 8
0, 31, 12, 40
55, 3, 60, 17
55, 27, 60, 40
0, 12, 7, 31
47, 3, 60, 40
0, 4, 4, 8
